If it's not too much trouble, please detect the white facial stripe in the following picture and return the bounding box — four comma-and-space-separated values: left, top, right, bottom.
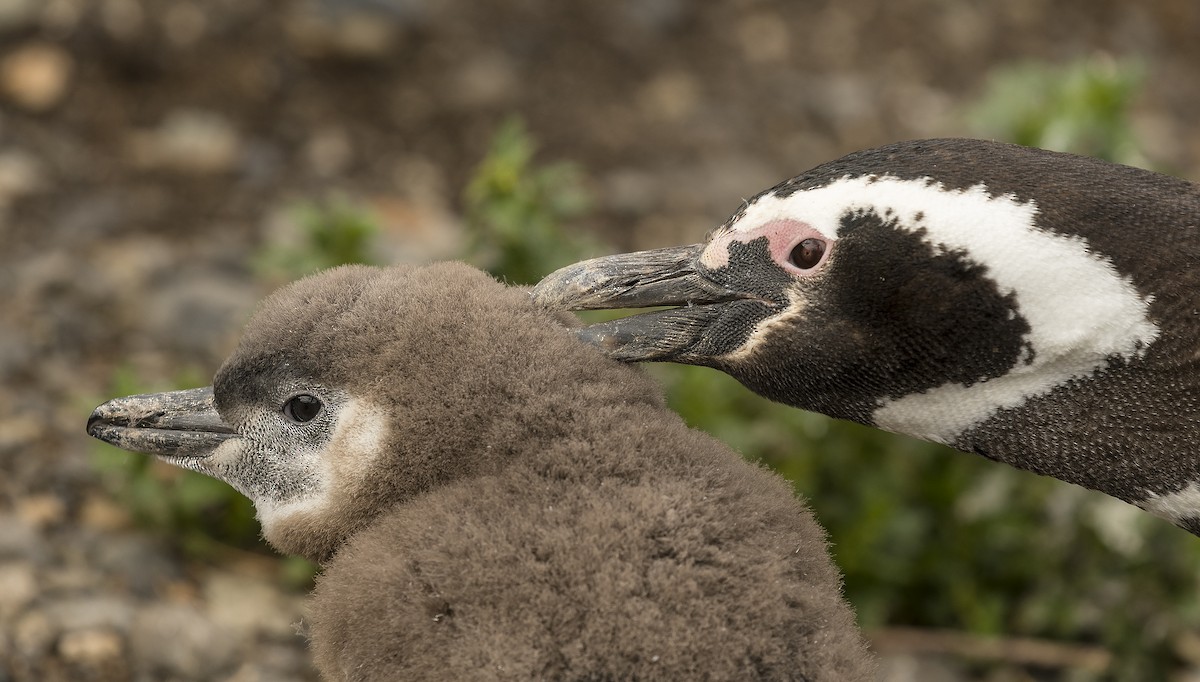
1139, 482, 1200, 525
326, 399, 388, 486
734, 176, 1160, 444
723, 290, 805, 362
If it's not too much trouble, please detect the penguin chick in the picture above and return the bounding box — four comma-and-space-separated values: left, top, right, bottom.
532, 138, 1200, 535
88, 263, 874, 681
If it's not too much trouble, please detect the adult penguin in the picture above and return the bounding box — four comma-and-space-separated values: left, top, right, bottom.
533, 138, 1200, 534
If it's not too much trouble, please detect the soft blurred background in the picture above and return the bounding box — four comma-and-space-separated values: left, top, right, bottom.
2, 1, 1199, 680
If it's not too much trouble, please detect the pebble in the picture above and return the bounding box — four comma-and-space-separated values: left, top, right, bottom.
163, 1, 207, 48
0, 0, 39, 31
13, 609, 55, 659
142, 268, 259, 359
57, 627, 127, 674
603, 167, 659, 215
204, 570, 304, 639
303, 126, 353, 178
132, 603, 241, 679
0, 148, 47, 208
77, 494, 132, 532
285, 5, 402, 60
0, 416, 45, 449
0, 42, 74, 112
16, 494, 67, 529
450, 54, 517, 109
42, 596, 136, 633
876, 653, 966, 682
369, 194, 467, 265
127, 110, 241, 175
637, 71, 701, 123
0, 561, 38, 621
225, 642, 318, 681
0, 513, 43, 561
735, 11, 791, 64
42, 0, 86, 34
100, 0, 144, 41
94, 534, 181, 598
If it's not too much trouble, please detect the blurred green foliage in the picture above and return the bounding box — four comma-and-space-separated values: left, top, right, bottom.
255, 196, 381, 283
464, 116, 597, 284
967, 55, 1147, 166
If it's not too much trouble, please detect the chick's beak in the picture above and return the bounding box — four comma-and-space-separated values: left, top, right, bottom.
531, 244, 755, 362
87, 386, 236, 458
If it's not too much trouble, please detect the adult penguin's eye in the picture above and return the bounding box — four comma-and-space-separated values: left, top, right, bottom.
283, 394, 323, 423
789, 238, 826, 270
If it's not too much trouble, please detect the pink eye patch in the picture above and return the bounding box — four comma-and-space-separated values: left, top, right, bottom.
702, 219, 833, 276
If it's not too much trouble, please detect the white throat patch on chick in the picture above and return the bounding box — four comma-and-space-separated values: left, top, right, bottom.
729, 175, 1161, 444
197, 394, 390, 534
256, 397, 389, 532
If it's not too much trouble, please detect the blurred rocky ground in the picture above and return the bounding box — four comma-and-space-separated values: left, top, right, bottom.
1, 0, 1198, 680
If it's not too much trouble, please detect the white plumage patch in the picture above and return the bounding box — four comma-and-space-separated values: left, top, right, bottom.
732, 176, 1161, 444
254, 397, 388, 532
725, 290, 806, 362
1139, 482, 1200, 526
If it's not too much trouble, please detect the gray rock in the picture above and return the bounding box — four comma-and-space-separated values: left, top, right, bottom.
224, 642, 318, 682
94, 535, 181, 599
0, 561, 38, 623
42, 596, 135, 634
0, 42, 74, 112
204, 570, 305, 640
285, 2, 406, 60
131, 603, 241, 679
143, 268, 258, 361
449, 54, 517, 109
0, 514, 43, 562
0, 148, 46, 209
0, 0, 40, 31
127, 110, 241, 175
12, 609, 55, 660
56, 627, 129, 680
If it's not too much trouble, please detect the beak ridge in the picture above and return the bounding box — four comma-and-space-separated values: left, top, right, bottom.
87, 386, 235, 458
531, 244, 742, 310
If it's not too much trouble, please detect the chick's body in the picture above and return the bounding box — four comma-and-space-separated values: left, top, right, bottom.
92, 262, 872, 681
316, 416, 861, 680
270, 264, 870, 680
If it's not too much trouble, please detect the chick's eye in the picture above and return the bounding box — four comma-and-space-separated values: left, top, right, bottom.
789, 238, 826, 270
283, 394, 322, 423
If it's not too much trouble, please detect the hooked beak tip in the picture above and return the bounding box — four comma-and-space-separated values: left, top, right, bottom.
86, 410, 102, 437
85, 387, 234, 458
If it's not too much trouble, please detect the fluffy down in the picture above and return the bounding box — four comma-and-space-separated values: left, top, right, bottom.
223, 263, 873, 680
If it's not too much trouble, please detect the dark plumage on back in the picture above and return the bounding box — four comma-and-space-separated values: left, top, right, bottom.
88, 263, 873, 681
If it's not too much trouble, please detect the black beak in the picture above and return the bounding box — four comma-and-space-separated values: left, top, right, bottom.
531, 244, 767, 362
87, 386, 236, 458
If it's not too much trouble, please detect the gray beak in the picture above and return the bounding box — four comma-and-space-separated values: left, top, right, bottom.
531, 244, 761, 362
530, 244, 740, 310
87, 386, 236, 458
